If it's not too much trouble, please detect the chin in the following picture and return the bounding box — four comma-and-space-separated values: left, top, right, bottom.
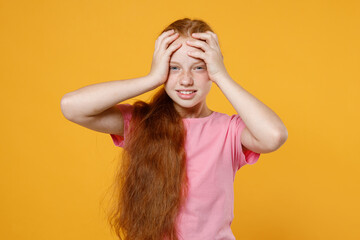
175, 101, 198, 108
173, 98, 203, 109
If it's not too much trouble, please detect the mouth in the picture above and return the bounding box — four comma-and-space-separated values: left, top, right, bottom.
176, 90, 197, 94
176, 90, 197, 99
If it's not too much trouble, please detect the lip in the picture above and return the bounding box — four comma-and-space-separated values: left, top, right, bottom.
176, 89, 197, 91
176, 90, 197, 99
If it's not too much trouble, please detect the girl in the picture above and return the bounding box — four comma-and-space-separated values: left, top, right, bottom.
61, 18, 288, 240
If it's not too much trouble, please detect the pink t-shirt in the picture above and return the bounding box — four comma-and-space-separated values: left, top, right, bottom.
110, 104, 261, 240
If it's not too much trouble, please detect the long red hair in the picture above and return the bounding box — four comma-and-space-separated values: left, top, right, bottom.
107, 18, 215, 240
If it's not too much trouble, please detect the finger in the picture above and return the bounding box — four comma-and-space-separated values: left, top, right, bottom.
166, 42, 182, 55
155, 29, 174, 46
155, 29, 176, 51
206, 30, 221, 48
186, 39, 210, 52
187, 50, 206, 61
192, 31, 220, 49
191, 32, 217, 48
187, 39, 223, 61
206, 30, 219, 40
156, 32, 179, 52
161, 32, 180, 51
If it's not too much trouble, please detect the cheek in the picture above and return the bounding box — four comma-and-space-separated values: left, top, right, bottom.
165, 75, 175, 84
200, 80, 212, 92
164, 79, 176, 92
197, 71, 210, 79
197, 75, 211, 84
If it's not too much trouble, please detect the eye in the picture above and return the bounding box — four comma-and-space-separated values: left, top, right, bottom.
196, 66, 206, 70
170, 66, 179, 70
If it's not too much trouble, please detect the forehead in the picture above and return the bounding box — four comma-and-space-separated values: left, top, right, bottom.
170, 37, 205, 64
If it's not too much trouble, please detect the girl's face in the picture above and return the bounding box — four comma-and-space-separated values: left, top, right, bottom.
165, 36, 212, 113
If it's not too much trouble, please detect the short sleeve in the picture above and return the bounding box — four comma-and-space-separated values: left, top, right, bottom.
229, 114, 261, 170
109, 103, 134, 148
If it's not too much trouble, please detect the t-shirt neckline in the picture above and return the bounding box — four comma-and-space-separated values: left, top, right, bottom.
182, 111, 216, 121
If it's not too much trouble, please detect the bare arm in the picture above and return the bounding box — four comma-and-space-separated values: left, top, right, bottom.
215, 74, 288, 153
61, 75, 159, 118
60, 75, 160, 135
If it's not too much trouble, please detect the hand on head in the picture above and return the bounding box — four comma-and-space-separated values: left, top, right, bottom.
185, 31, 228, 83
148, 29, 228, 86
148, 29, 183, 86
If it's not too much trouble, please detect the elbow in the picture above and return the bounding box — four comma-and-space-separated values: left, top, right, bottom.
266, 128, 288, 152
273, 128, 288, 150
60, 94, 75, 120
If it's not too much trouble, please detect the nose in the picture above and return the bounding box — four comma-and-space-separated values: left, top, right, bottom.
179, 71, 194, 86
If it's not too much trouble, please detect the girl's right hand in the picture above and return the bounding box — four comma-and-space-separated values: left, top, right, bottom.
148, 29, 182, 86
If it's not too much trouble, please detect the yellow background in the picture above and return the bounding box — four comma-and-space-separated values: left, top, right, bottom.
1, 0, 359, 239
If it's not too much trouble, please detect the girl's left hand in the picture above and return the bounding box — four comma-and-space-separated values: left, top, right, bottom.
186, 31, 230, 83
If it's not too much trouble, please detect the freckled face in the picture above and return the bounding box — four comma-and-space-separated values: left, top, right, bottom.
165, 36, 212, 110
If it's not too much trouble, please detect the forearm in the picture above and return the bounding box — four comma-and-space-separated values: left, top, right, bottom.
61, 74, 159, 118
215, 74, 287, 144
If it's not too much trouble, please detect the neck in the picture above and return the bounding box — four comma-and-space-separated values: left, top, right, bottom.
174, 102, 213, 119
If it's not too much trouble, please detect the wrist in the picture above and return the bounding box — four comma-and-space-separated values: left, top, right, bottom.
145, 74, 163, 90
212, 72, 232, 85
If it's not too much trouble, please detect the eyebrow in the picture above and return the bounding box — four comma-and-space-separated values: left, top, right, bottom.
170, 61, 205, 65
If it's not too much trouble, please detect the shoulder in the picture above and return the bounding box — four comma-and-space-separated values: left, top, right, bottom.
115, 103, 134, 118
115, 103, 134, 112
211, 111, 232, 121
212, 111, 243, 125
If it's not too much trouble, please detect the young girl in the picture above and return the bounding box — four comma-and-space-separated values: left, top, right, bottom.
61, 18, 288, 240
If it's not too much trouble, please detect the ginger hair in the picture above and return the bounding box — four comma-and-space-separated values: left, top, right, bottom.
107, 18, 215, 240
